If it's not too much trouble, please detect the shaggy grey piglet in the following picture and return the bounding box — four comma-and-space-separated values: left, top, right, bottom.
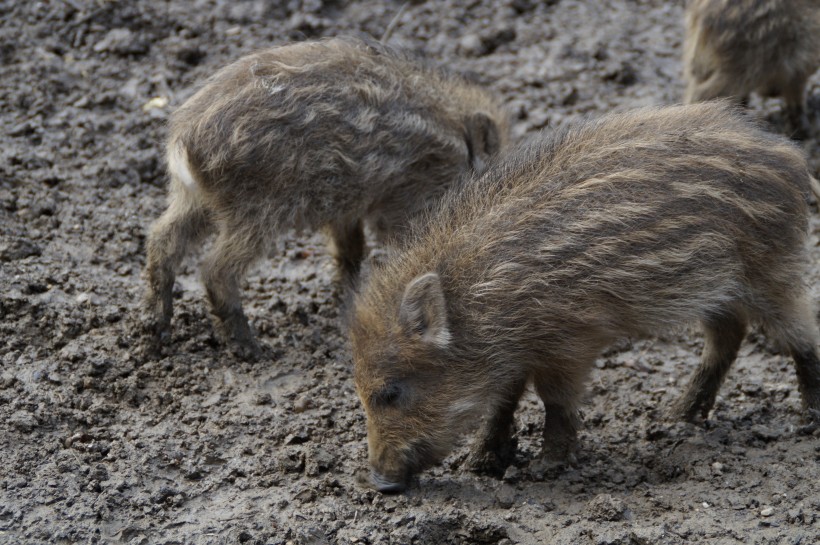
141, 36, 509, 357
351, 102, 820, 493
684, 0, 820, 136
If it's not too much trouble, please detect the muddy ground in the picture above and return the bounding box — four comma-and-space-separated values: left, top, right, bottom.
1, 0, 819, 543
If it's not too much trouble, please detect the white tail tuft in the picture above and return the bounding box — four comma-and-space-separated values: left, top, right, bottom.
168, 144, 197, 190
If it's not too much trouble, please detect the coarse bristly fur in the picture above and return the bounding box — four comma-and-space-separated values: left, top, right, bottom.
683, 0, 820, 136
141, 36, 510, 358
350, 101, 820, 493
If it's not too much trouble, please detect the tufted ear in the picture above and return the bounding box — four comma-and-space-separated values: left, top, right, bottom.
399, 272, 451, 348
466, 112, 501, 172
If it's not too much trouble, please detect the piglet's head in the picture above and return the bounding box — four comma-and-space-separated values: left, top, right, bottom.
351, 272, 477, 493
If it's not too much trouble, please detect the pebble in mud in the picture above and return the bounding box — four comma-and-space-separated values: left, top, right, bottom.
9, 410, 38, 432
585, 494, 631, 522
495, 484, 517, 508
0, 238, 41, 262
293, 395, 313, 413
458, 34, 486, 57
253, 392, 274, 406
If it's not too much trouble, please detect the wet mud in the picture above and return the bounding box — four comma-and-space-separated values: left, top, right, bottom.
1, 1, 819, 543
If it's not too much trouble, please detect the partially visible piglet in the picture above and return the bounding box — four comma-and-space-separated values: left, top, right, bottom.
684, 0, 820, 136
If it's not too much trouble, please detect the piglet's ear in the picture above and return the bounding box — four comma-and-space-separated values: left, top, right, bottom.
466, 112, 501, 172
399, 272, 451, 348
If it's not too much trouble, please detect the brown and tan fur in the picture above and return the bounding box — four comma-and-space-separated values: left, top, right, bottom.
350, 102, 820, 493
141, 36, 509, 357
683, 0, 820, 136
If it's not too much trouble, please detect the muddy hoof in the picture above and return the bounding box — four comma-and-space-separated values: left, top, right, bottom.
136, 340, 160, 362
214, 316, 263, 361
540, 435, 577, 464
136, 314, 171, 360
667, 397, 711, 424
228, 337, 263, 362
465, 437, 517, 478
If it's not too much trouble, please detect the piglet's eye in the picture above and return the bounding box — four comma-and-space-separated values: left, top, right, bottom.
373, 383, 403, 407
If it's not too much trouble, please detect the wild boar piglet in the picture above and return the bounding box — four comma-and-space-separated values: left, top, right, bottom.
684, 0, 820, 136
141, 36, 509, 357
351, 101, 820, 493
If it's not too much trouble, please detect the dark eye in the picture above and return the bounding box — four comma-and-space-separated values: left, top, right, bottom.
372, 383, 404, 407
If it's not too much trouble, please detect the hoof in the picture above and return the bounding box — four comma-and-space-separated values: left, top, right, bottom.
465, 437, 517, 478
137, 313, 172, 360
540, 431, 578, 464
228, 337, 263, 362
667, 396, 712, 424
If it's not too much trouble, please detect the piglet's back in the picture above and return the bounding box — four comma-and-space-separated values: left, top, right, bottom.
168, 37, 487, 228
366, 102, 812, 345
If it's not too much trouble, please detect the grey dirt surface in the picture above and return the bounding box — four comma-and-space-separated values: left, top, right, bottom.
1, 0, 819, 544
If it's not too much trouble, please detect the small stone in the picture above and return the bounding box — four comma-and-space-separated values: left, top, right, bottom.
103, 306, 123, 323
752, 425, 781, 442
278, 451, 305, 474
87, 358, 111, 377
142, 96, 168, 113
561, 87, 579, 106
306, 447, 335, 476
603, 61, 638, 86
7, 121, 35, 137
9, 410, 38, 431
761, 507, 774, 517
75, 292, 101, 305
93, 28, 148, 55
0, 372, 17, 389
94, 28, 132, 52
185, 469, 204, 480
585, 494, 629, 522
65, 432, 93, 449
254, 392, 273, 406
607, 469, 625, 484
481, 27, 516, 54
293, 395, 313, 413
152, 486, 180, 504
458, 34, 486, 57
502, 465, 520, 483
740, 381, 763, 396
294, 488, 316, 503
0, 238, 41, 262
496, 484, 516, 509
630, 525, 667, 545
119, 78, 139, 99
711, 461, 724, 474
